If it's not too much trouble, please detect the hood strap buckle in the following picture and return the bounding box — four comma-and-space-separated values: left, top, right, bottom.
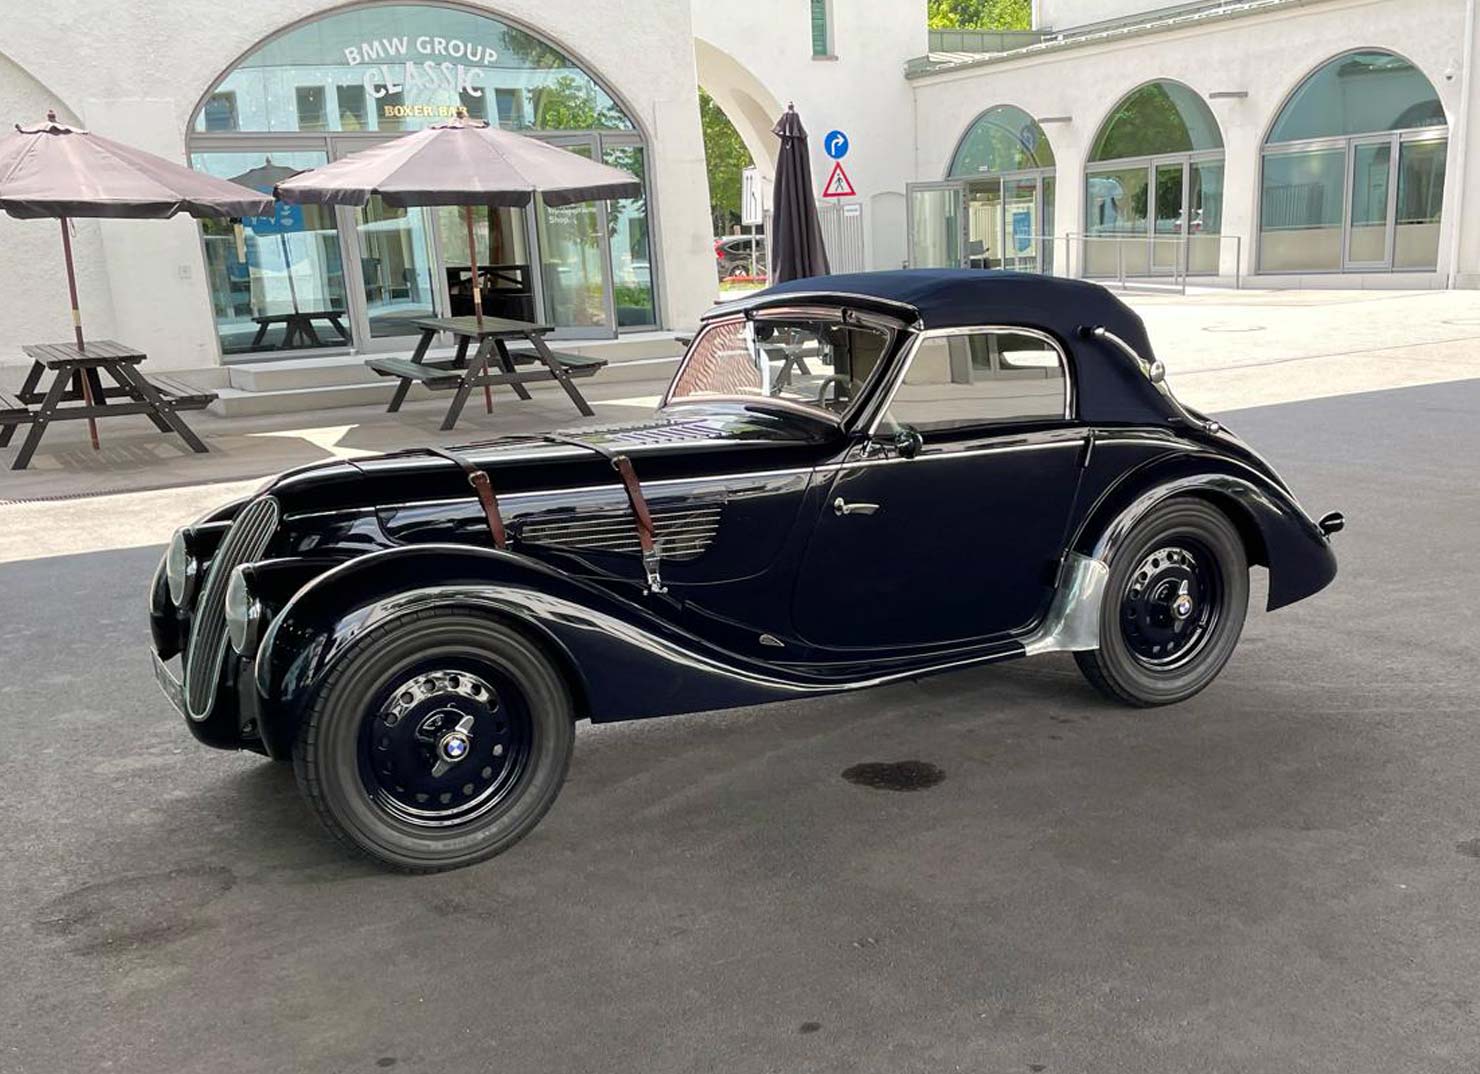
541, 435, 666, 595
424, 446, 507, 550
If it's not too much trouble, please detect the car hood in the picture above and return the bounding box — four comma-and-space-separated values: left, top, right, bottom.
260, 402, 839, 517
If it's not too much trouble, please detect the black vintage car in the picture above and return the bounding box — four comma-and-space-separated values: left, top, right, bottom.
150, 270, 1342, 871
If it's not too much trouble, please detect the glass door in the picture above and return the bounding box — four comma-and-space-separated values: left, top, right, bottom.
436, 205, 536, 323
1346, 137, 1395, 268
1151, 160, 1187, 275
1000, 174, 1041, 272
964, 179, 1002, 268
535, 136, 614, 337
190, 147, 352, 358
906, 181, 965, 268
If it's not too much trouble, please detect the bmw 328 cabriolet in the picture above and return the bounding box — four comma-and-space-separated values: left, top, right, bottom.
149, 270, 1342, 871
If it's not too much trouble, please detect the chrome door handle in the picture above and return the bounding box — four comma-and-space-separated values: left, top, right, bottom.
833, 497, 880, 517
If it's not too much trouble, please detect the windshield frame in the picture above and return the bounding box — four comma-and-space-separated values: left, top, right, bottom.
660, 304, 908, 426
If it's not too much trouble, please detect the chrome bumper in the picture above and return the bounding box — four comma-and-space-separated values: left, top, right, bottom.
152, 649, 188, 719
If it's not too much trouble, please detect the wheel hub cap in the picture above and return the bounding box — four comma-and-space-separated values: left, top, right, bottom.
357, 667, 533, 828
1121, 543, 1219, 668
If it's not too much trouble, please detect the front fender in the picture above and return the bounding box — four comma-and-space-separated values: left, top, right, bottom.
1071, 452, 1337, 612
251, 545, 833, 759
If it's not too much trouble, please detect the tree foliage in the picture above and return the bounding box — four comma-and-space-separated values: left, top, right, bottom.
699, 88, 753, 235
927, 0, 1032, 30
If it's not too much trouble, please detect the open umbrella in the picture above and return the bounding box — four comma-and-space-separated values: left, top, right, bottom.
769, 105, 830, 284
0, 111, 272, 448
276, 113, 639, 411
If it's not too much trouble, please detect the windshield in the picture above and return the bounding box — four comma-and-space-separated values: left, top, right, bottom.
665, 313, 894, 419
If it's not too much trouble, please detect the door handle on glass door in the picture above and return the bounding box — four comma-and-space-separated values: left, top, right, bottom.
833, 498, 880, 517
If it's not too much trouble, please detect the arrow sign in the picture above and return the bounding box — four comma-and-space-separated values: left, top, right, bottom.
821, 161, 856, 199
824, 129, 849, 159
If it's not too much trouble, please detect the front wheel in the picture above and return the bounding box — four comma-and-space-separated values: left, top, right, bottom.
293, 609, 574, 872
1075, 498, 1249, 707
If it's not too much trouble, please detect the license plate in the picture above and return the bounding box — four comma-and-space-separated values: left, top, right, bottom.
152, 650, 188, 719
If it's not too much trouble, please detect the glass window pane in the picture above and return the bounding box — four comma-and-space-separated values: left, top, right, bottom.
965, 180, 1002, 269
1347, 141, 1392, 263
1002, 177, 1039, 272
811, 0, 829, 56
190, 150, 351, 356
909, 186, 962, 268
1042, 175, 1056, 274
194, 4, 633, 134
949, 105, 1055, 177
884, 332, 1065, 433
1085, 166, 1148, 276
1090, 81, 1223, 162
603, 144, 656, 327
437, 206, 534, 321
1259, 148, 1345, 271
1189, 160, 1223, 273
356, 197, 438, 337
1268, 51, 1445, 144
1395, 139, 1446, 269
537, 142, 610, 330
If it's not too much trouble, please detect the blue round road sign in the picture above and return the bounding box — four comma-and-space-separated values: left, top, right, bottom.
823, 130, 849, 160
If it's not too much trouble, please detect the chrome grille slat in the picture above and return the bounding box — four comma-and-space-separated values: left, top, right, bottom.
183, 496, 279, 719
518, 505, 721, 562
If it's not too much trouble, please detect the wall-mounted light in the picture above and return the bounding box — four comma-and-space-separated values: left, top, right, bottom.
1035, 115, 1072, 124
1207, 91, 1249, 99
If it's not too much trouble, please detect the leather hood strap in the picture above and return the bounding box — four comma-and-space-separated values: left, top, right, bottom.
424, 446, 507, 549
541, 434, 665, 594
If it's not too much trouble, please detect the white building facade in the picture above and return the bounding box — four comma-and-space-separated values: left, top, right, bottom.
1, 0, 1478, 388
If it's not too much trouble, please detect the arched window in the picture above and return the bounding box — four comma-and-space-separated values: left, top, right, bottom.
949, 105, 1055, 177
188, 2, 654, 359
1084, 81, 1225, 277
1260, 50, 1447, 273
942, 106, 1056, 274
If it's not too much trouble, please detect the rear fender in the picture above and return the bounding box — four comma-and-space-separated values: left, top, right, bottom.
1071, 454, 1337, 612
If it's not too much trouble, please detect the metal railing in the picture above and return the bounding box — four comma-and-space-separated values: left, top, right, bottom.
926, 28, 1045, 53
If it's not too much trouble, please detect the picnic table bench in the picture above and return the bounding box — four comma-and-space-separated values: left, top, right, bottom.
1, 340, 215, 469
365, 315, 606, 431
250, 310, 351, 350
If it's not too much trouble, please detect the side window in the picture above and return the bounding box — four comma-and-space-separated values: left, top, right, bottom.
882, 330, 1067, 435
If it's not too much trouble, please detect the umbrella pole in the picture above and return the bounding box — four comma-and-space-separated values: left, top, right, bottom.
280, 233, 300, 314
465, 204, 492, 415
59, 217, 100, 451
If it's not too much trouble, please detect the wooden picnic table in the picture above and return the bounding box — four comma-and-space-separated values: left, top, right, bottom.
249, 309, 351, 350
365, 315, 606, 432
1, 340, 215, 470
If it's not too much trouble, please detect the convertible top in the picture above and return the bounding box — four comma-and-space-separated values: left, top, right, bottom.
709, 269, 1176, 424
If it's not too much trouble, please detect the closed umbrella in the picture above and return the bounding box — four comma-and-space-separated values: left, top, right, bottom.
0, 111, 273, 448
769, 105, 830, 283
276, 113, 639, 411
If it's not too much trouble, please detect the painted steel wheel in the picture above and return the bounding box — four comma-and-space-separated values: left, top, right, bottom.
293, 609, 574, 872
1075, 498, 1249, 707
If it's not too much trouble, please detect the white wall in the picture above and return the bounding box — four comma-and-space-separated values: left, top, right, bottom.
1036, 0, 1182, 30
693, 0, 927, 270
911, 0, 1471, 282
0, 0, 716, 367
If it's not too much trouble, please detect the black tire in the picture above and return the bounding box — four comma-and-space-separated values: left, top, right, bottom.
292, 609, 574, 872
1075, 498, 1249, 707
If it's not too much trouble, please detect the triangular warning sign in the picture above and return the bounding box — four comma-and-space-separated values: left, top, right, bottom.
821, 161, 856, 198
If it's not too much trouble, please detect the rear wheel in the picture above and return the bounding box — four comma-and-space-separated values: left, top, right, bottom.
1075, 498, 1248, 707
293, 609, 574, 872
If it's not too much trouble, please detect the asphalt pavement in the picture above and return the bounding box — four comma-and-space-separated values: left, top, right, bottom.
2, 380, 1478, 1073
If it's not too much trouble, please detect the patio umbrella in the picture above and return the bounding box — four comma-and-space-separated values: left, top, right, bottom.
769, 105, 830, 283
0, 111, 273, 448
276, 113, 639, 411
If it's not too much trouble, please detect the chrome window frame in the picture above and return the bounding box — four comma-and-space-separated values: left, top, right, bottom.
660, 304, 910, 424
863, 324, 1074, 438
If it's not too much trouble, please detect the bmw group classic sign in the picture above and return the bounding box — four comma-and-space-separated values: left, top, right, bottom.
824, 130, 849, 159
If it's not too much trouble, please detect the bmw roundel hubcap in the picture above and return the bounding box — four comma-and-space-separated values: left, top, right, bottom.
1120, 543, 1221, 669
358, 667, 533, 828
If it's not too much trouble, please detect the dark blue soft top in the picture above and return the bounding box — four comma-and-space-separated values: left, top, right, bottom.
717, 269, 1173, 424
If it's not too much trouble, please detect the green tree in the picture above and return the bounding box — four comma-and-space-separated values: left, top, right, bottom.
699, 88, 753, 235
927, 0, 1032, 29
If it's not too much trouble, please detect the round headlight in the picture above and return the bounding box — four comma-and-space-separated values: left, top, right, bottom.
225, 566, 261, 655
166, 529, 191, 606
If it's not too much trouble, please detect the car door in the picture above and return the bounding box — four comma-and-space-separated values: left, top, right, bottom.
792, 327, 1084, 651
